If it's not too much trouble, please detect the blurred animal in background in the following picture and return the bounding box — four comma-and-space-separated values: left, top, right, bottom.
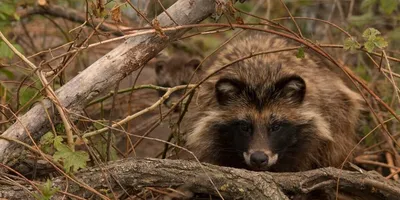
154, 53, 202, 112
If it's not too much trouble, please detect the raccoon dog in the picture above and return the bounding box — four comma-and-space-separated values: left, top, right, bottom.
184, 31, 362, 172
155, 54, 201, 111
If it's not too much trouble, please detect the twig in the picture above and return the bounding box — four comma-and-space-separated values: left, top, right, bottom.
0, 31, 75, 151
386, 168, 400, 180
272, 16, 352, 37
0, 162, 42, 197
87, 84, 172, 106
0, 108, 110, 200
236, 9, 298, 37
106, 82, 120, 162
347, 0, 355, 18
157, 0, 179, 25
35, 23, 400, 66
278, 0, 303, 38
16, 3, 128, 36
354, 157, 400, 170
385, 152, 399, 180
125, 0, 154, 28
382, 50, 400, 105
82, 84, 196, 138
363, 117, 397, 151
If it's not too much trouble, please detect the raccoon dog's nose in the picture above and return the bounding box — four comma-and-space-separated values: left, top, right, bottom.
250, 151, 269, 167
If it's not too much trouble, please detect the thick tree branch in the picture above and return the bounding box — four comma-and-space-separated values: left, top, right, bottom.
0, 158, 399, 199
0, 0, 216, 166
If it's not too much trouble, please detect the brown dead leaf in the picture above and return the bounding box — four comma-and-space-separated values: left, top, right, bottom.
111, 6, 122, 23
96, 0, 105, 13
91, 2, 99, 18
236, 16, 244, 25
152, 18, 167, 38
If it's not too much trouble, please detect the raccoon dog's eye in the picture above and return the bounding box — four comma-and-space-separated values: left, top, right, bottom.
239, 121, 252, 134
270, 123, 281, 132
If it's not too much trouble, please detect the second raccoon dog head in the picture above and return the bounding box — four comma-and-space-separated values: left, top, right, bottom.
212, 72, 311, 171
155, 56, 201, 111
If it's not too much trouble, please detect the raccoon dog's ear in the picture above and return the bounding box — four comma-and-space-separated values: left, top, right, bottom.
185, 58, 201, 71
155, 60, 166, 75
215, 78, 245, 105
275, 75, 306, 104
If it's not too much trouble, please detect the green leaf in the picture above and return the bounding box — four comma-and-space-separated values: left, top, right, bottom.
40, 132, 55, 154
379, 0, 398, 14
362, 28, 381, 40
53, 136, 70, 152
41, 180, 58, 198
53, 136, 89, 173
362, 28, 388, 52
344, 37, 361, 51
33, 179, 58, 200
373, 36, 388, 48
364, 40, 376, 52
55, 123, 65, 133
40, 132, 55, 145
53, 149, 89, 173
296, 47, 305, 58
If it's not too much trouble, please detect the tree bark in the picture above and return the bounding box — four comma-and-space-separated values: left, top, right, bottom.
0, 158, 399, 200
0, 0, 216, 166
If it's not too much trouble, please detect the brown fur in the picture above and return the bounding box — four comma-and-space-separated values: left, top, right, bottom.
155, 54, 202, 88
184, 31, 362, 172
154, 53, 202, 110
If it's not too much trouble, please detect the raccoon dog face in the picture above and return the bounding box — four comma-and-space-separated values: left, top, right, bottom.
211, 72, 315, 171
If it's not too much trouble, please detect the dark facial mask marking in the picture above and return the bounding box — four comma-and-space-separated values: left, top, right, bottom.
215, 75, 306, 110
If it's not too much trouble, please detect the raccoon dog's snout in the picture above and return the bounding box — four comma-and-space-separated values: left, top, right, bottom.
243, 150, 279, 170
250, 151, 268, 167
